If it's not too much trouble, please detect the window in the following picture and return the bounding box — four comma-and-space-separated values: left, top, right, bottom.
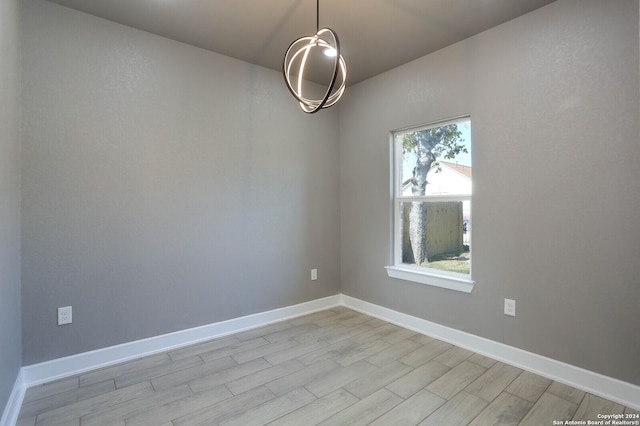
385, 117, 474, 293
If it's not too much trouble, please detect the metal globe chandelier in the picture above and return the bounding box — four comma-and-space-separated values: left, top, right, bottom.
283, 0, 347, 113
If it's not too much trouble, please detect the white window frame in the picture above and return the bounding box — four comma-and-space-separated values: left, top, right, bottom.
385, 118, 475, 293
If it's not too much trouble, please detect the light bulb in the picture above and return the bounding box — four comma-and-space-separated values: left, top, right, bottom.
323, 48, 337, 57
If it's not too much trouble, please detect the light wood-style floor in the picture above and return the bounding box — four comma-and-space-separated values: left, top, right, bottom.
17, 307, 638, 425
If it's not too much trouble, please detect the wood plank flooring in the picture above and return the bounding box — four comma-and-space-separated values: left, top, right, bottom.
16, 307, 639, 425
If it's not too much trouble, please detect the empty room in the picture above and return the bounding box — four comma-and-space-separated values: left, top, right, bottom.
1, 0, 639, 424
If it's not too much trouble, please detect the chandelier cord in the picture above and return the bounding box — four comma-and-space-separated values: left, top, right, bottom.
316, 0, 320, 32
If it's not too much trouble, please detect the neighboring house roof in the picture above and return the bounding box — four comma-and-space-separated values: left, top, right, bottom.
402, 161, 472, 196
439, 161, 472, 179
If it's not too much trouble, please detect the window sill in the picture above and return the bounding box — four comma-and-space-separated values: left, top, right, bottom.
385, 265, 475, 293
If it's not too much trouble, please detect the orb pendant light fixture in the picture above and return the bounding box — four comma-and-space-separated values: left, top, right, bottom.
283, 0, 347, 113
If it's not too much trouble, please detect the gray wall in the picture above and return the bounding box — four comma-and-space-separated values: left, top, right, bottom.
21, 0, 340, 365
15, 0, 640, 391
340, 0, 640, 386
0, 0, 23, 410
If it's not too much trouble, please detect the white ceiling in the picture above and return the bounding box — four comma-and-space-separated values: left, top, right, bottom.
44, 0, 557, 85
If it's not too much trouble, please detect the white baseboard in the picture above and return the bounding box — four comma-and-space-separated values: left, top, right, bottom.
4, 292, 638, 426
339, 294, 640, 410
0, 369, 25, 426
21, 295, 341, 388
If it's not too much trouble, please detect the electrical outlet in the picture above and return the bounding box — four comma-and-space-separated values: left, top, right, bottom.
311, 269, 318, 281
58, 306, 72, 325
504, 299, 516, 317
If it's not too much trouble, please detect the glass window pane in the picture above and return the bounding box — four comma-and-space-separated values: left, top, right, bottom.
398, 120, 471, 197
399, 201, 470, 274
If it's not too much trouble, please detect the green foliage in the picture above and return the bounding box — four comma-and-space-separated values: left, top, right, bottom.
402, 124, 467, 166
